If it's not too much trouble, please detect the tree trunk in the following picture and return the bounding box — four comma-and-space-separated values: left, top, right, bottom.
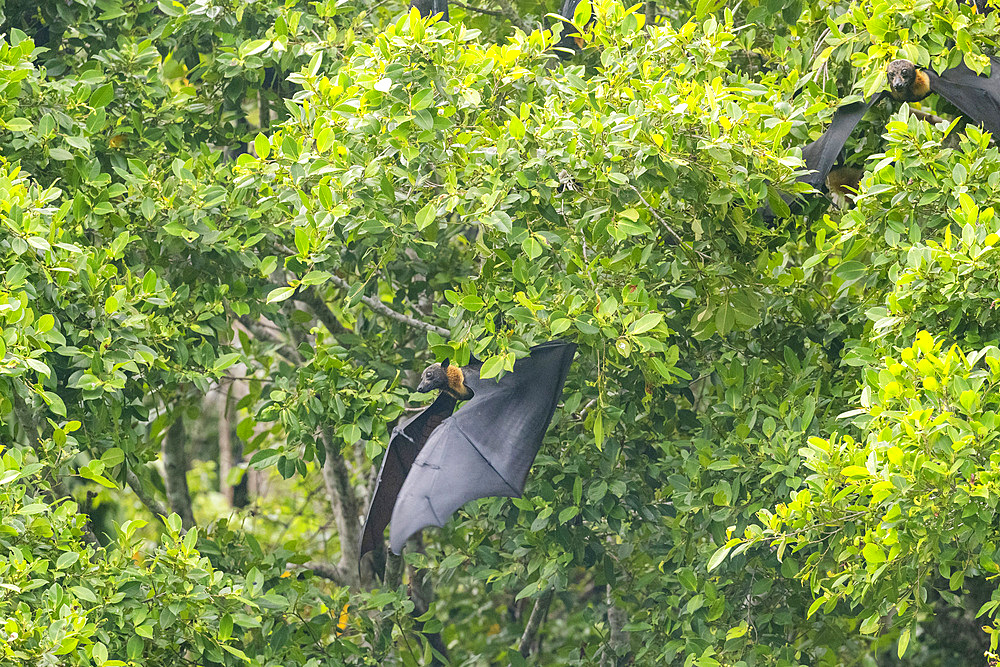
162, 417, 196, 529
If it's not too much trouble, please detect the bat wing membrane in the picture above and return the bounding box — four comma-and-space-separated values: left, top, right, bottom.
388, 341, 576, 554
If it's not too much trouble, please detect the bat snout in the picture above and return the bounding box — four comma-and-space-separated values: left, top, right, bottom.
416, 380, 433, 393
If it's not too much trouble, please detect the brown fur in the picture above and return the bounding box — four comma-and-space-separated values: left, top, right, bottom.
826, 167, 863, 208
445, 364, 472, 399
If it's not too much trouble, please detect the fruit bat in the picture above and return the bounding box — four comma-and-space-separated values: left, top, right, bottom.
764, 55, 1000, 220
359, 341, 576, 562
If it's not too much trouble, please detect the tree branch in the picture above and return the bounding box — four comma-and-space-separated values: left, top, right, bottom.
907, 105, 948, 126
450, 0, 506, 17
320, 425, 363, 588
161, 417, 196, 530
328, 273, 451, 337
301, 561, 348, 585
602, 584, 631, 666
126, 469, 171, 523
299, 288, 353, 335
518, 586, 554, 657
12, 391, 101, 547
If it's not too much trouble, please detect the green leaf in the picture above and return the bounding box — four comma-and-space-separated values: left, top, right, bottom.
294, 226, 310, 256
416, 202, 436, 230
219, 614, 234, 642
898, 626, 910, 658
254, 133, 270, 160
707, 544, 733, 572
42, 391, 66, 417
302, 270, 332, 286
56, 551, 80, 570
266, 287, 296, 304
214, 353, 241, 371
509, 115, 525, 140
5, 118, 31, 132
630, 312, 662, 335
71, 585, 98, 604
834, 261, 866, 284
90, 83, 114, 108
479, 355, 505, 379
862, 542, 886, 565
412, 88, 434, 110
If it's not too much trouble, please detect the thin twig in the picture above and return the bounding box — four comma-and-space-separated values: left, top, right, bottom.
907, 105, 947, 126
626, 183, 710, 261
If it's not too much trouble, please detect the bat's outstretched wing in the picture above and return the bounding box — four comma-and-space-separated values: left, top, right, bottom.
388, 341, 576, 554
762, 93, 886, 220
359, 392, 457, 563
927, 56, 1000, 139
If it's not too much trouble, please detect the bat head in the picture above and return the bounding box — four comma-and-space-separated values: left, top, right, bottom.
886, 60, 929, 101
417, 359, 450, 393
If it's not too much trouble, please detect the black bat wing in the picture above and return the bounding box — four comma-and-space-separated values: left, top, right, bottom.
358, 392, 457, 562
388, 341, 576, 554
762, 93, 885, 220
798, 97, 879, 191
927, 56, 1000, 139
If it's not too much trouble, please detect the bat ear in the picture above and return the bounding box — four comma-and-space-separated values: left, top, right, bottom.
441, 357, 451, 369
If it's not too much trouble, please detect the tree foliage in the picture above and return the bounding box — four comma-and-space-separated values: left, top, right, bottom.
3, 0, 1000, 664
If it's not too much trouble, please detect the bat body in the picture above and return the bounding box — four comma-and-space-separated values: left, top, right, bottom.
359, 392, 457, 560
358, 341, 576, 562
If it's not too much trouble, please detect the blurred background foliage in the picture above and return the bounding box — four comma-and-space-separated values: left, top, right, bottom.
2, 0, 1000, 664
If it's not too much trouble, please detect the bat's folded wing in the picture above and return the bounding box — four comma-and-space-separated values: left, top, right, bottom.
799, 98, 877, 191
389, 341, 576, 554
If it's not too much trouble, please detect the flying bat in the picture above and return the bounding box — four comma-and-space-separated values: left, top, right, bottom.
358, 341, 576, 562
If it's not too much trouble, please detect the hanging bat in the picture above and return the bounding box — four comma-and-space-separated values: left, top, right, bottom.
764, 55, 1000, 220
358, 341, 576, 562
